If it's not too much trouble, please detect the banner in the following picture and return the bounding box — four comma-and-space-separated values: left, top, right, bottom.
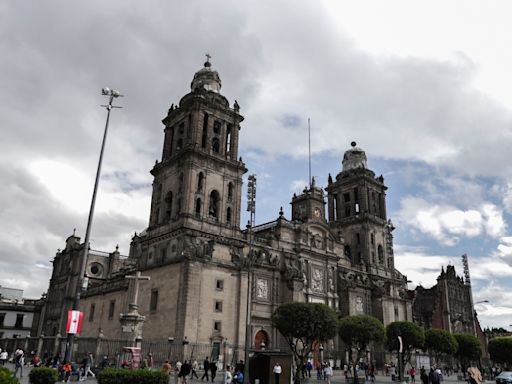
66, 310, 83, 334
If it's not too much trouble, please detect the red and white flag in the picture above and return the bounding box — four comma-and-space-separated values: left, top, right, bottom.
66, 310, 83, 334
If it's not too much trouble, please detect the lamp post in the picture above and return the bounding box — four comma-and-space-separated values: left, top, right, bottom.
243, 175, 257, 383
168, 337, 175, 360
64, 88, 122, 363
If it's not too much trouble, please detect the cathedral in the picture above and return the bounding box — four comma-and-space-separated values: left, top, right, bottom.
42, 58, 411, 363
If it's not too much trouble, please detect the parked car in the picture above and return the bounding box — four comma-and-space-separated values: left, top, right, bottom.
496, 371, 512, 384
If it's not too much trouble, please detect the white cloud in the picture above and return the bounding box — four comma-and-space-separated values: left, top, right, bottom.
503, 183, 512, 214
290, 179, 308, 193
397, 197, 506, 245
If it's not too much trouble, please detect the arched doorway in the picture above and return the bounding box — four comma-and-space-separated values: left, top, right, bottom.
254, 329, 269, 350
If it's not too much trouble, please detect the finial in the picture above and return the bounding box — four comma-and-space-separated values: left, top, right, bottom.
351, 141, 357, 148
204, 53, 212, 67
73, 228, 76, 236
279, 206, 284, 216
116, 244, 119, 252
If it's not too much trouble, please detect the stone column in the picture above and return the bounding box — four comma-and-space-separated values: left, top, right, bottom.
37, 334, 44, 356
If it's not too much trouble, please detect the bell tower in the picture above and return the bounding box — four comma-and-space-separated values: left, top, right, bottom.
148, 56, 246, 236
326, 142, 394, 269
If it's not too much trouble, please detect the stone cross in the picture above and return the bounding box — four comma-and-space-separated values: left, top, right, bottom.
205, 52, 211, 62
125, 271, 150, 307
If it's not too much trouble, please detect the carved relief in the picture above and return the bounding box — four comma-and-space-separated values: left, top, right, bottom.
256, 278, 269, 300
355, 296, 364, 313
311, 268, 324, 292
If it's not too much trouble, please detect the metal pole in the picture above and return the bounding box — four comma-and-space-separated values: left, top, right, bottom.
64, 90, 121, 363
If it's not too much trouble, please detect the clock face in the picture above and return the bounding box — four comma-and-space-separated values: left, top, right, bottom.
314, 208, 321, 218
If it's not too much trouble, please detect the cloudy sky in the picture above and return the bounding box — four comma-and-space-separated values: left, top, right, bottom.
2, 1, 512, 329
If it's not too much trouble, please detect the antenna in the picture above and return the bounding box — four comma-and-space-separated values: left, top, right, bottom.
308, 117, 311, 186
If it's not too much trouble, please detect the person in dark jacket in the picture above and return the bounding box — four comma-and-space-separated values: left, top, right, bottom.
210, 361, 217, 383
201, 357, 210, 381
179, 360, 191, 384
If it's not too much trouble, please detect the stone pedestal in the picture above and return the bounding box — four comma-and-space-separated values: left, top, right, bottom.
120, 304, 146, 346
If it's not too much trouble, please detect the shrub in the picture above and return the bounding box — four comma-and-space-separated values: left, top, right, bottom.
0, 366, 20, 384
97, 368, 169, 384
28, 367, 58, 384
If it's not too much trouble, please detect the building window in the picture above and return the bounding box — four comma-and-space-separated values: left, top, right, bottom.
197, 172, 204, 192
202, 113, 209, 148
209, 190, 220, 218
226, 207, 232, 223
0, 313, 5, 327
212, 137, 220, 153
178, 122, 185, 135
213, 121, 221, 134
89, 304, 96, 322
227, 182, 234, 201
394, 305, 399, 319
225, 124, 232, 158
378, 245, 384, 264
356, 233, 361, 244
15, 314, 24, 328
214, 301, 223, 312
165, 191, 173, 221
216, 279, 224, 291
214, 321, 222, 332
150, 289, 159, 312
108, 300, 115, 319
343, 193, 350, 202
161, 247, 167, 262
195, 198, 202, 217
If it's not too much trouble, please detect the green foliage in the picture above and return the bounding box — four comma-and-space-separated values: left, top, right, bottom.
488, 336, 512, 365
425, 328, 458, 356
453, 333, 482, 367
339, 315, 385, 349
0, 367, 20, 384
386, 321, 425, 353
28, 367, 59, 384
272, 302, 339, 384
97, 368, 169, 384
271, 302, 338, 345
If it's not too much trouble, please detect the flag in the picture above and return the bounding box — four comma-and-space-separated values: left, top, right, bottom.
66, 310, 83, 334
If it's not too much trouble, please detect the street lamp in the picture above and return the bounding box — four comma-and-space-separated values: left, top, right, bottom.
64, 88, 122, 363
168, 337, 175, 360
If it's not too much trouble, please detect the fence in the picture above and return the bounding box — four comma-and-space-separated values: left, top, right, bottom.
0, 335, 244, 369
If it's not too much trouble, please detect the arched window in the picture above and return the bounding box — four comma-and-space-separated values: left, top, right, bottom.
201, 113, 208, 148
225, 124, 232, 158
176, 198, 182, 215
209, 190, 221, 219
344, 245, 351, 260
197, 172, 204, 192
178, 172, 184, 193
176, 138, 183, 151
227, 182, 234, 201
378, 245, 384, 264
370, 233, 374, 245
212, 137, 220, 153
156, 184, 163, 200
254, 330, 269, 349
195, 198, 202, 217
164, 191, 173, 221
226, 207, 232, 223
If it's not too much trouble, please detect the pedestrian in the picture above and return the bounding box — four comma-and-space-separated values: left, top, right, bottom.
0, 350, 7, 365
201, 357, 210, 381
273, 362, 282, 384
191, 359, 199, 379
420, 367, 428, 384
467, 367, 482, 384
180, 360, 191, 384
62, 362, 72, 383
224, 365, 233, 384
324, 363, 333, 384
234, 368, 244, 384
429, 368, 440, 384
210, 360, 218, 383
164, 360, 173, 383
306, 361, 313, 378
410, 367, 417, 383
81, 352, 96, 380
175, 360, 183, 384
148, 353, 154, 369
13, 349, 24, 379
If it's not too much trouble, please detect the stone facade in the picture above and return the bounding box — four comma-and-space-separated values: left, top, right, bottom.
41, 59, 412, 360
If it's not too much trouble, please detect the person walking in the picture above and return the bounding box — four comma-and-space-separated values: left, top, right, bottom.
201, 357, 210, 381
175, 361, 183, 384
324, 363, 333, 384
81, 352, 96, 380
224, 365, 233, 384
0, 350, 7, 365
273, 362, 282, 384
12, 349, 24, 379
429, 368, 440, 384
180, 360, 191, 384
410, 367, 417, 383
191, 359, 199, 380
306, 361, 313, 378
210, 360, 218, 383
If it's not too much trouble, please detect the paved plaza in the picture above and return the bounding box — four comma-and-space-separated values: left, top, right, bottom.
3, 363, 497, 384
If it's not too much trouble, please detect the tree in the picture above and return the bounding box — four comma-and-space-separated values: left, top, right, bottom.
453, 333, 481, 372
489, 337, 512, 368
271, 302, 339, 384
386, 321, 425, 379
339, 315, 385, 383
424, 328, 458, 366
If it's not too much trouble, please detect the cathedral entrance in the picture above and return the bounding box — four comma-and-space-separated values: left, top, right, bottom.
254, 329, 269, 349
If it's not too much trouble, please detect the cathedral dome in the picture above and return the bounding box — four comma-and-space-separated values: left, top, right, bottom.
191, 57, 222, 93
342, 141, 368, 171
